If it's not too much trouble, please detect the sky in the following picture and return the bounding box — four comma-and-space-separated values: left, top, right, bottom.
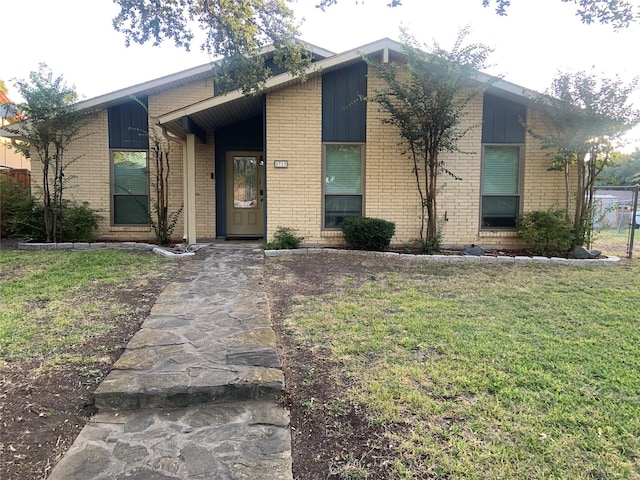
3, 0, 640, 150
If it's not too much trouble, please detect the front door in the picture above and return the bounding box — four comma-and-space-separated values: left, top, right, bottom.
226, 151, 264, 237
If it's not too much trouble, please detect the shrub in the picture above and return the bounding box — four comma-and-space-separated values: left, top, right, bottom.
0, 176, 45, 240
404, 236, 441, 255
342, 217, 395, 251
61, 201, 101, 242
517, 209, 574, 256
263, 226, 304, 250
1, 178, 100, 242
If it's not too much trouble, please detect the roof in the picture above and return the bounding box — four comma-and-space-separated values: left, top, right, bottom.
74, 41, 336, 115
1, 38, 541, 140
156, 38, 542, 138
0, 91, 24, 121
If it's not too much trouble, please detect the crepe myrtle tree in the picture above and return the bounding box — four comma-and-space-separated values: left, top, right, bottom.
366, 28, 494, 250
6, 65, 86, 243
526, 71, 640, 246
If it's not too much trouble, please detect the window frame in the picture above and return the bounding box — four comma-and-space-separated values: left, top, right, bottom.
322, 142, 366, 230
110, 149, 150, 226
480, 143, 524, 230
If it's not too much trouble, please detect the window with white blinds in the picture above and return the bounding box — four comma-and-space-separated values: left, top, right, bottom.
323, 144, 363, 228
481, 145, 521, 228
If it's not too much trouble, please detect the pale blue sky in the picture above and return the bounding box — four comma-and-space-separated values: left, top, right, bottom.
4, 0, 640, 149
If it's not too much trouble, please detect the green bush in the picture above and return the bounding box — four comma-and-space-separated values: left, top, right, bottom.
61, 201, 101, 242
0, 175, 44, 240
517, 209, 574, 256
263, 226, 304, 250
342, 216, 395, 251
404, 236, 441, 255
1, 177, 101, 242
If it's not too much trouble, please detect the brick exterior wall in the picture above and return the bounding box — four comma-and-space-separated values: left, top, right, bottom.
265, 77, 323, 242
37, 66, 566, 248
30, 79, 215, 242
265, 72, 567, 248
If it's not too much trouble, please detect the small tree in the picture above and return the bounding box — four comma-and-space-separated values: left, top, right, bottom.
367, 28, 493, 249
527, 71, 640, 246
6, 65, 86, 242
147, 127, 183, 246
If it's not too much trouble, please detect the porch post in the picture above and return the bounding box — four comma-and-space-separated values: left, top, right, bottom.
185, 133, 197, 244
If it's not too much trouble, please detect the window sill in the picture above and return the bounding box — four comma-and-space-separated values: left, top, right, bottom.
478, 230, 518, 238
321, 230, 344, 238
109, 226, 152, 232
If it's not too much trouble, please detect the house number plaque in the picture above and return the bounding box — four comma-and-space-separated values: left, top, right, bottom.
274, 160, 288, 168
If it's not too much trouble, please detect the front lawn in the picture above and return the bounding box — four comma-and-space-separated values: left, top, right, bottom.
0, 249, 172, 480
267, 255, 640, 479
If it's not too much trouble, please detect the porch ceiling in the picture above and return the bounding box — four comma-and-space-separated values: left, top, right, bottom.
159, 92, 264, 139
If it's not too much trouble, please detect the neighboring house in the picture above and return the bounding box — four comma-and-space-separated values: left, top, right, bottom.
10, 39, 568, 246
0, 91, 30, 170
594, 189, 639, 228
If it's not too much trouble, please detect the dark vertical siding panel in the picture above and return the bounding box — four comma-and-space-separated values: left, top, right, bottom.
108, 98, 149, 149
482, 93, 525, 143
322, 73, 336, 141
322, 62, 367, 142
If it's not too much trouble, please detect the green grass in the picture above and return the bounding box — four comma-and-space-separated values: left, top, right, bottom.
282, 261, 640, 479
0, 250, 168, 364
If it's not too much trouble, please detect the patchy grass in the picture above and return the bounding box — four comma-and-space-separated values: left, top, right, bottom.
0, 250, 167, 365
592, 227, 639, 257
280, 259, 640, 479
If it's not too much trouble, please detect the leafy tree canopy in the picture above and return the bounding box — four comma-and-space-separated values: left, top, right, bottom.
527, 71, 640, 244
112, 0, 310, 93
482, 0, 636, 29
367, 28, 494, 246
9, 64, 86, 242
597, 149, 640, 185
317, 0, 636, 29
112, 0, 634, 92
0, 80, 7, 95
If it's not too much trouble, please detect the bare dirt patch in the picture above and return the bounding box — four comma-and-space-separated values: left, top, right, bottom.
266, 254, 418, 479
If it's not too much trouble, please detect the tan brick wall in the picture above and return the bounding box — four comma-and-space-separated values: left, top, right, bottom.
30, 77, 217, 242
195, 131, 216, 240
266, 77, 323, 242
148, 79, 214, 117
265, 71, 568, 248
40, 71, 568, 248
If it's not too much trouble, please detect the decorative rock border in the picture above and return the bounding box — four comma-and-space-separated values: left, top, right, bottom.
264, 248, 621, 266
16, 243, 622, 265
16, 241, 208, 258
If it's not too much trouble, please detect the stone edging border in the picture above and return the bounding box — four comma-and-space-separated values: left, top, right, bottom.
15, 242, 622, 265
16, 242, 198, 258
264, 248, 622, 266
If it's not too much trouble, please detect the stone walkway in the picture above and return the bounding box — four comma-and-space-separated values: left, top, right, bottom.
48, 245, 292, 480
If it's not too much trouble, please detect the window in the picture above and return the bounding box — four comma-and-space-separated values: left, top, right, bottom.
112, 151, 149, 225
323, 144, 363, 229
481, 145, 521, 228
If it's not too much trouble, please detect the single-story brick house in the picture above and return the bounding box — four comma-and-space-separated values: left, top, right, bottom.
23, 38, 567, 247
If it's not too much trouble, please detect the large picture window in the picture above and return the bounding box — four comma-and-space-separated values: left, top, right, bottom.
323, 144, 363, 229
112, 151, 149, 225
481, 145, 521, 228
